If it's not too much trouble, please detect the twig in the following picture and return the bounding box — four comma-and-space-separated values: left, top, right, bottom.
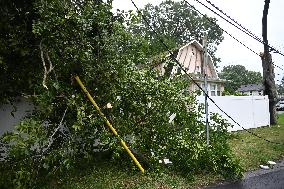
43, 107, 68, 154
39, 39, 54, 89
33, 107, 69, 186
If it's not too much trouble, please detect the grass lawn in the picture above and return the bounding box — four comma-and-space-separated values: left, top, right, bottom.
58, 114, 284, 189
229, 113, 284, 171
61, 163, 191, 189
60, 163, 222, 189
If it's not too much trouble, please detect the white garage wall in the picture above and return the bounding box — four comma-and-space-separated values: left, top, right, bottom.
0, 97, 34, 136
196, 95, 270, 131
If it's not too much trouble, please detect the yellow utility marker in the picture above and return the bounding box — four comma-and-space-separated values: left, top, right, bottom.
74, 75, 145, 173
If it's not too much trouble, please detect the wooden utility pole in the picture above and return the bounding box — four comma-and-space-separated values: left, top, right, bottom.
261, 0, 278, 124
203, 35, 209, 145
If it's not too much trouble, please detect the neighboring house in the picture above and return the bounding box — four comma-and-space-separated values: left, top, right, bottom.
156, 40, 225, 96
237, 84, 264, 96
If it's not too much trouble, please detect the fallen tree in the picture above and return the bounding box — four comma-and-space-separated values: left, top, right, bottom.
0, 1, 242, 188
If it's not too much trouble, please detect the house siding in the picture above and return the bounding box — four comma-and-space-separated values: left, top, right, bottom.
237, 84, 264, 96
157, 40, 224, 96
241, 90, 264, 96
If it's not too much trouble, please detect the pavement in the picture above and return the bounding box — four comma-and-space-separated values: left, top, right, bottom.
277, 111, 284, 114
204, 158, 284, 189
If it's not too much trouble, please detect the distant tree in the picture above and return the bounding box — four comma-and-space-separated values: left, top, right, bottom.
277, 76, 284, 96
219, 65, 262, 94
129, 0, 224, 64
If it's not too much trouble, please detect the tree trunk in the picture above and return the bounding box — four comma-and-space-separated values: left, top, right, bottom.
262, 0, 277, 124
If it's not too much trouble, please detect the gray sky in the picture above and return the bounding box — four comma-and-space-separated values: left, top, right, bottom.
112, 0, 284, 83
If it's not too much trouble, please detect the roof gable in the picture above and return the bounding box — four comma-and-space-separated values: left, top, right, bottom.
179, 40, 203, 52
174, 40, 218, 78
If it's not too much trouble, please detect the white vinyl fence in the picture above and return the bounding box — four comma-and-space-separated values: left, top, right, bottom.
0, 96, 270, 134
196, 95, 270, 131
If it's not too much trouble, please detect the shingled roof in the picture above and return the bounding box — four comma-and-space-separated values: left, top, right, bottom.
237, 84, 264, 92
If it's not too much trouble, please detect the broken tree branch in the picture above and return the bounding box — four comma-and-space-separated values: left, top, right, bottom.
39, 39, 54, 89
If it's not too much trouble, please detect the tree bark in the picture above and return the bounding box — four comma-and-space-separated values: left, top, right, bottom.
262, 0, 277, 124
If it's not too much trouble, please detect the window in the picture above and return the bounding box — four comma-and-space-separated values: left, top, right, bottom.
196, 66, 200, 74
210, 84, 216, 91
217, 85, 221, 96
208, 83, 219, 96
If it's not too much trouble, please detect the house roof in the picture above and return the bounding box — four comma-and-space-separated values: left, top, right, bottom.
179, 40, 204, 52
237, 84, 264, 92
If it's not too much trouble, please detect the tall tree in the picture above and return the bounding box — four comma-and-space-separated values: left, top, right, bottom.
129, 0, 223, 64
261, 0, 277, 124
277, 76, 284, 96
219, 65, 262, 94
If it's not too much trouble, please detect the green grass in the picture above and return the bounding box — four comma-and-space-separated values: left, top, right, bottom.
229, 114, 284, 170
58, 162, 221, 189
277, 113, 284, 123
56, 115, 284, 189
62, 163, 186, 189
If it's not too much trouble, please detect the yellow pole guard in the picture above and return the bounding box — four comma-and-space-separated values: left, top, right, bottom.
74, 75, 145, 173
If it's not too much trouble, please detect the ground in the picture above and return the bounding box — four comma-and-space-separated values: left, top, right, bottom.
229, 123, 284, 171
205, 158, 284, 189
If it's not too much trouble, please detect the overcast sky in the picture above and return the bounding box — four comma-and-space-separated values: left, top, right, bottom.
112, 0, 284, 83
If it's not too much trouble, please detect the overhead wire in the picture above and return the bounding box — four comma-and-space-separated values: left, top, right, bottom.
194, 0, 284, 57
183, 0, 284, 71
202, 0, 284, 71
274, 64, 284, 71
129, 0, 284, 145
203, 0, 262, 42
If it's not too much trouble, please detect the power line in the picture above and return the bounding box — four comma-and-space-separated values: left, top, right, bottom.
204, 0, 262, 42
130, 0, 283, 146
193, 0, 263, 44
194, 0, 284, 57
182, 1, 260, 55
274, 64, 284, 71
183, 0, 284, 71
203, 0, 284, 56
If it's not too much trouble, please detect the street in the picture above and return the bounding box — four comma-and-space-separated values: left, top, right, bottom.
205, 159, 284, 189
